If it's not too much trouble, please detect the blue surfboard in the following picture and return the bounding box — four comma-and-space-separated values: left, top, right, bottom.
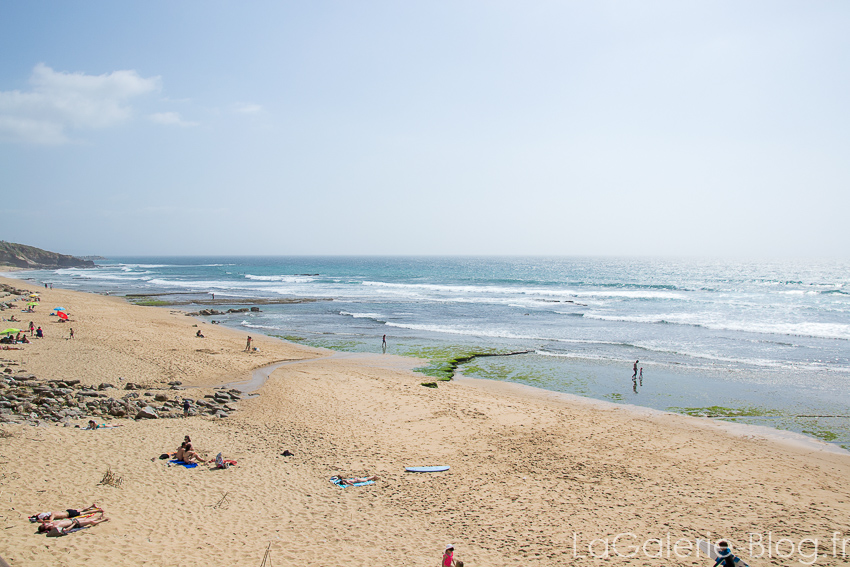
405, 466, 450, 473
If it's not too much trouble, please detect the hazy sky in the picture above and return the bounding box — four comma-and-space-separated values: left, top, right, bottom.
1, 1, 848, 257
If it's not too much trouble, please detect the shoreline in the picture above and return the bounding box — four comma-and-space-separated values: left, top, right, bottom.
3, 272, 850, 566
4, 268, 848, 452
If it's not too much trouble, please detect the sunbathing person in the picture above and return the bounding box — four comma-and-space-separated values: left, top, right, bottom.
331, 474, 379, 485
85, 420, 122, 430
29, 504, 102, 523
175, 440, 207, 464
37, 513, 109, 537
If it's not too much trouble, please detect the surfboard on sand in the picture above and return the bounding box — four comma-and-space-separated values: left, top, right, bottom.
696, 539, 750, 567
405, 466, 450, 473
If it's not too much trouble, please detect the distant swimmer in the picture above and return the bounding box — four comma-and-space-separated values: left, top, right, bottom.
632, 360, 639, 379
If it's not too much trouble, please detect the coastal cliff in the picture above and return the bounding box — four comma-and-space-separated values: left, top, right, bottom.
0, 241, 95, 269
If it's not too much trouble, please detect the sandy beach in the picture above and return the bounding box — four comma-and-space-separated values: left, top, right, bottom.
1, 274, 849, 566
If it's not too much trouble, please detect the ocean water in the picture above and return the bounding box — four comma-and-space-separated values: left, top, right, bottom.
10, 256, 850, 447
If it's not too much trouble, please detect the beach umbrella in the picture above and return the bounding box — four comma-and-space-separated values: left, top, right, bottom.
57, 311, 69, 320
53, 307, 66, 311
26, 302, 38, 306
28, 293, 39, 297
2, 328, 20, 335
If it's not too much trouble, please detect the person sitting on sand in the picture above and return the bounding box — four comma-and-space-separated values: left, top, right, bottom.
214, 452, 238, 469
37, 513, 109, 537
196, 329, 204, 338
330, 474, 379, 486
29, 504, 102, 523
175, 437, 208, 464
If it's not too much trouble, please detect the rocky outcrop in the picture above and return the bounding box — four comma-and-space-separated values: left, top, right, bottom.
0, 241, 95, 269
0, 363, 244, 425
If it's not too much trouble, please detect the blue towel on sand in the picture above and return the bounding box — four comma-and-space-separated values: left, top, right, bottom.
169, 460, 198, 469
64, 525, 91, 535
330, 477, 374, 488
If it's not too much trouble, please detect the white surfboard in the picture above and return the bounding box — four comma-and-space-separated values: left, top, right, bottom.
697, 539, 749, 567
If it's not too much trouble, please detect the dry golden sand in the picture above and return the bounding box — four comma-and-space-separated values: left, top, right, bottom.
1, 275, 849, 566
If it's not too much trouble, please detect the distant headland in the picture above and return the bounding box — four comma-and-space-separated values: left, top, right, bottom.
0, 241, 95, 269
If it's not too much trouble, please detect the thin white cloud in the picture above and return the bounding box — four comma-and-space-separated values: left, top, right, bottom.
149, 111, 199, 127
0, 63, 160, 144
234, 103, 263, 114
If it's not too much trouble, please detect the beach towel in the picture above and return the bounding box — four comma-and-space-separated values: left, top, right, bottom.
330, 477, 374, 488
168, 460, 198, 469
63, 525, 91, 535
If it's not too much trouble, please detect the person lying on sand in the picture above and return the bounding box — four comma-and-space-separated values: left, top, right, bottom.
330, 474, 379, 486
84, 420, 122, 430
29, 504, 102, 523
37, 513, 109, 537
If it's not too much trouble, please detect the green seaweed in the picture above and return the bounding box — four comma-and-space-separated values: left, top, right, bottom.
605, 393, 624, 402
271, 334, 305, 343
802, 428, 839, 442
667, 405, 782, 418
133, 299, 170, 306
396, 344, 530, 381
421, 382, 438, 388
461, 361, 543, 384
303, 339, 363, 352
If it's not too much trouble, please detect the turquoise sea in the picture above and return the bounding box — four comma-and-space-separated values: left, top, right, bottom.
9, 256, 850, 448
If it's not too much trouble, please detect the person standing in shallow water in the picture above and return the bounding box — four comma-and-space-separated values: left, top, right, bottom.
382, 334, 387, 354
632, 359, 639, 378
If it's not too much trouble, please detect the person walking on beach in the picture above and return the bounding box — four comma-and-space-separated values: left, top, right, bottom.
442, 544, 462, 567
714, 541, 736, 567
382, 334, 387, 354
69, 328, 74, 339
29, 321, 34, 335
632, 360, 639, 379
182, 398, 191, 417
245, 336, 252, 352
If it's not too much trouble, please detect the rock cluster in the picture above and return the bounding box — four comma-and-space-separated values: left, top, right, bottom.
0, 283, 28, 310
0, 361, 244, 425
190, 307, 261, 316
